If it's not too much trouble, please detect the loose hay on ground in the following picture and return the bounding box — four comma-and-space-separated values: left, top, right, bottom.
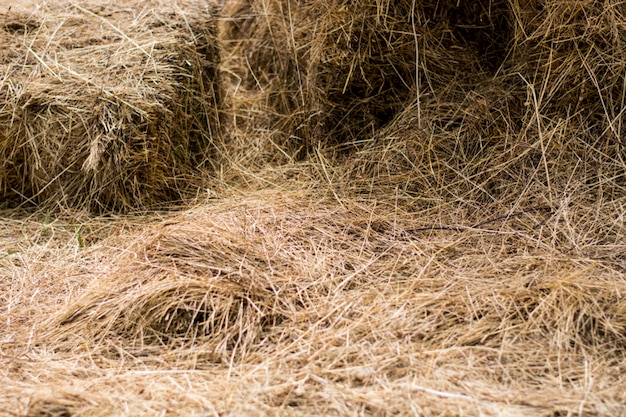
0, 0, 221, 212
14, 191, 625, 415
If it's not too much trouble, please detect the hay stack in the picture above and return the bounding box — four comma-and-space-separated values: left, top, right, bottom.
333, 0, 626, 207
0, 0, 221, 212
225, 0, 625, 204
223, 0, 513, 152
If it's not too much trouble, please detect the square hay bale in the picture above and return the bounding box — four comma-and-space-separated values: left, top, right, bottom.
0, 0, 221, 212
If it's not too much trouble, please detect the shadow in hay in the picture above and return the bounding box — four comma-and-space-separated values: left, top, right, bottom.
222, 0, 515, 154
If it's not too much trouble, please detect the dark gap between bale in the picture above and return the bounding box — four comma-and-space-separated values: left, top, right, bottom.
0, 0, 221, 212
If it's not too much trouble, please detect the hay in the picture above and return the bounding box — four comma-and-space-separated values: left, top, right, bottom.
21, 191, 626, 415
0, 0, 221, 212
511, 1, 626, 142
322, 0, 626, 211
44, 200, 311, 362
222, 0, 514, 152
1, 0, 626, 415
223, 0, 625, 200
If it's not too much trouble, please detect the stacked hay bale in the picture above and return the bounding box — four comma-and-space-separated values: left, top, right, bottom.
223, 0, 513, 153
0, 0, 221, 212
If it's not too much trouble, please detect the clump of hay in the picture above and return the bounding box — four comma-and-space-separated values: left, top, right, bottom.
0, 0, 221, 212
223, 0, 513, 153
40, 196, 409, 363
344, 82, 527, 206
223, 0, 625, 209
42, 201, 309, 362
334, 0, 626, 209
25, 388, 113, 417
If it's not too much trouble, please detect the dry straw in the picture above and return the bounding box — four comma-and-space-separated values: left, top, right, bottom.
32, 191, 626, 415
222, 0, 515, 153
0, 0, 221, 212
1, 0, 626, 415
223, 0, 625, 208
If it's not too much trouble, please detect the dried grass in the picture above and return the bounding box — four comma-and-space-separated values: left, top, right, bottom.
1, 0, 625, 416
0, 0, 221, 212
3, 190, 621, 416
222, 0, 514, 153
511, 1, 626, 142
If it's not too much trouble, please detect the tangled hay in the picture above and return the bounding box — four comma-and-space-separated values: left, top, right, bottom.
26, 191, 626, 415
321, 0, 625, 210
223, 0, 514, 153
42, 199, 315, 362
511, 0, 626, 142
0, 0, 221, 212
223, 0, 625, 196
2, 0, 626, 415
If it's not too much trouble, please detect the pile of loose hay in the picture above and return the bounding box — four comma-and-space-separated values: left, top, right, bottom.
13, 190, 625, 416
0, 0, 221, 212
223, 0, 625, 206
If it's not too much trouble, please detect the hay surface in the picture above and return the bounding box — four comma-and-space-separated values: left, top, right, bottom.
1, 0, 626, 416
0, 0, 221, 212
222, 0, 515, 152
0, 190, 623, 416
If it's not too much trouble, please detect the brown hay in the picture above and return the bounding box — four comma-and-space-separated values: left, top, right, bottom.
0, 0, 221, 212
25, 191, 626, 415
222, 0, 515, 153
44, 198, 314, 362
222, 0, 625, 202
511, 1, 626, 143
25, 388, 114, 417
2, 0, 626, 415
330, 0, 626, 211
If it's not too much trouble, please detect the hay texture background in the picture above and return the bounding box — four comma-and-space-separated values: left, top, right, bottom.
222, 0, 516, 154
2, 191, 625, 416
0, 0, 625, 416
0, 0, 221, 212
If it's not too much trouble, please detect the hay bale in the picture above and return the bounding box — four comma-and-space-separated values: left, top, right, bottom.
218, 0, 626, 210
224, 0, 625, 197
0, 0, 221, 212
223, 0, 512, 152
